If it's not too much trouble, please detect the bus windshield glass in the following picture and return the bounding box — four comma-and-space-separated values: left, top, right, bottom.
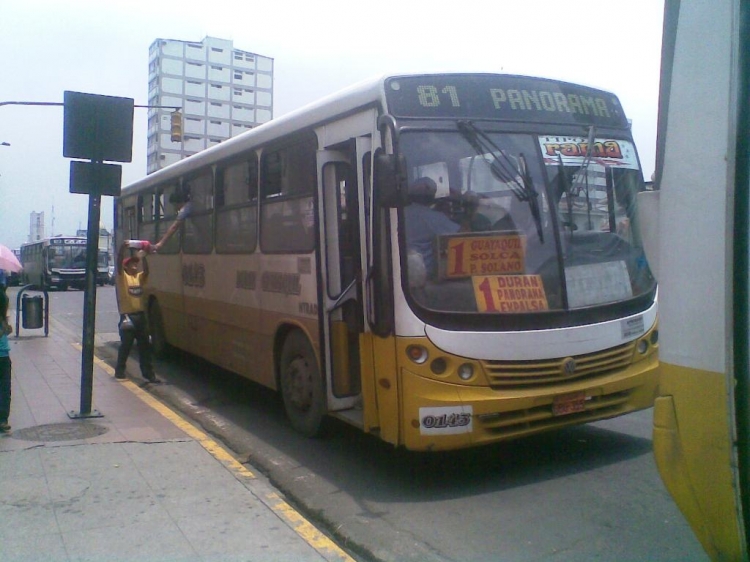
47, 240, 87, 269
399, 127, 655, 316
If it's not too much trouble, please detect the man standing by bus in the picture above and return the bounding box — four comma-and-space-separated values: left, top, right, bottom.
114, 242, 156, 382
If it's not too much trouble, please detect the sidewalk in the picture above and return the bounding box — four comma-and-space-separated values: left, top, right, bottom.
0, 307, 355, 562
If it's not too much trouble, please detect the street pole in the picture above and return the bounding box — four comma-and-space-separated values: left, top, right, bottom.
70, 162, 103, 419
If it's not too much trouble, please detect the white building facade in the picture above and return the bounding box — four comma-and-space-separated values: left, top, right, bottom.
29, 211, 44, 243
147, 36, 274, 174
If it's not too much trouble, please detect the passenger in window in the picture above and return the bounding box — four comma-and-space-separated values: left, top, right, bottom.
154, 189, 193, 252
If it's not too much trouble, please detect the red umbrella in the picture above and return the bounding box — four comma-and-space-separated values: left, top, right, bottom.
0, 244, 22, 273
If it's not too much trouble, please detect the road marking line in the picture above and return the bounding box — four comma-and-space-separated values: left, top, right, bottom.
264, 491, 356, 562
75, 342, 354, 561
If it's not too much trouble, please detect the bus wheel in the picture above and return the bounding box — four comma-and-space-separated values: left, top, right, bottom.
279, 330, 325, 437
148, 301, 170, 359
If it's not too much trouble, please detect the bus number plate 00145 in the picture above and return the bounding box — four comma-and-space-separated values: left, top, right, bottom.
552, 391, 587, 416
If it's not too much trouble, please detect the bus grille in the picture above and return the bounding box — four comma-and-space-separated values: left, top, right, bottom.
481, 342, 636, 388
476, 389, 633, 438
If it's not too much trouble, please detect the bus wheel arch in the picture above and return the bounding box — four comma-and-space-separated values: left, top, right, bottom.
277, 327, 326, 437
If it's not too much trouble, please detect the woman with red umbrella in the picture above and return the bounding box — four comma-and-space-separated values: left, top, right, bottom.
0, 244, 22, 274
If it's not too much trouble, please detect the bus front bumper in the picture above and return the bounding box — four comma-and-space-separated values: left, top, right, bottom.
399, 354, 659, 451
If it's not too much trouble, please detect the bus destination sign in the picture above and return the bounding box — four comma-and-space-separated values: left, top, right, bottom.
384, 75, 629, 128
50, 238, 87, 246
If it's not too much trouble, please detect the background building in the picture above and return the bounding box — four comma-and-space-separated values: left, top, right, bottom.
29, 211, 44, 243
147, 36, 274, 174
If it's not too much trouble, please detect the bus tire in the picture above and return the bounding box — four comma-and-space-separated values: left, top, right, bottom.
279, 330, 326, 437
148, 300, 170, 359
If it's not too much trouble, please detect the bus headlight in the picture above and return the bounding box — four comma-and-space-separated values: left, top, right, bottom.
458, 363, 474, 380
637, 340, 649, 354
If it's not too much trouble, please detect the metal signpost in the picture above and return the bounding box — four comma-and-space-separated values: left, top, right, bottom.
63, 91, 134, 419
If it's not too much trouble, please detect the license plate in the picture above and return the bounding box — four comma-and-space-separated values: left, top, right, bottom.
552, 391, 587, 416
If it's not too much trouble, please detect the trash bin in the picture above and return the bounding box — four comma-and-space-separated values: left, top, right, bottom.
22, 295, 44, 329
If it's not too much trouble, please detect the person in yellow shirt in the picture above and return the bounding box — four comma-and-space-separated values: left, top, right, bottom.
114, 242, 156, 382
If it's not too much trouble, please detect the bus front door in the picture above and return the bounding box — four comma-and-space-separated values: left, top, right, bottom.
318, 149, 367, 424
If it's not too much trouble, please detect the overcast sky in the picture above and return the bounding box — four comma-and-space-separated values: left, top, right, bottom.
0, 0, 664, 250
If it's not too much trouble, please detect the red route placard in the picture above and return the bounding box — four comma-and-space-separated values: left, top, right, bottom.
471, 274, 549, 313
443, 234, 526, 279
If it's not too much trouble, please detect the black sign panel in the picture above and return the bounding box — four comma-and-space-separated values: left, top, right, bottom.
63, 91, 134, 162
384, 74, 629, 129
69, 161, 122, 196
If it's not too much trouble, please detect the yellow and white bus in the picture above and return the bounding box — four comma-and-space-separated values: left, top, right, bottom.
115, 72, 659, 451
651, 0, 749, 558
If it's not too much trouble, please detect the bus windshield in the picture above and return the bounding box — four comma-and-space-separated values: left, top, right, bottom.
399, 127, 655, 316
48, 244, 87, 269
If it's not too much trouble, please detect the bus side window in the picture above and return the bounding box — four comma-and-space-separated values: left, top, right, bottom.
136, 195, 145, 224
260, 135, 317, 253
216, 157, 258, 254
183, 172, 214, 255
155, 192, 165, 221
158, 183, 183, 255
139, 191, 157, 245
125, 206, 137, 241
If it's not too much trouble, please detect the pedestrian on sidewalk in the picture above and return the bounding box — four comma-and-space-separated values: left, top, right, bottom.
114, 242, 156, 382
0, 283, 12, 432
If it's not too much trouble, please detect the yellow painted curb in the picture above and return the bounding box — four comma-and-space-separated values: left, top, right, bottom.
265, 491, 356, 562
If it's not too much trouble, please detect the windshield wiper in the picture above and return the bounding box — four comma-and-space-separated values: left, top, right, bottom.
457, 120, 544, 242
518, 154, 544, 243
557, 153, 575, 235
458, 121, 528, 200
570, 126, 596, 230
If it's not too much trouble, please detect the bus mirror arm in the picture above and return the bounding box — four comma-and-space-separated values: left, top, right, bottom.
375, 114, 407, 208
374, 153, 407, 208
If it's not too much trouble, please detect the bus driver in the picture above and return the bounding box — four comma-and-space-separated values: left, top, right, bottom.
403, 177, 461, 275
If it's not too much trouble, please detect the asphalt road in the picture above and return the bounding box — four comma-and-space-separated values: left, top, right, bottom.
34, 285, 710, 562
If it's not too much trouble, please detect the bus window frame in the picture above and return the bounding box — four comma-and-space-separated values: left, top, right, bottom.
156, 182, 183, 255
215, 154, 260, 254
259, 133, 318, 254
183, 170, 214, 255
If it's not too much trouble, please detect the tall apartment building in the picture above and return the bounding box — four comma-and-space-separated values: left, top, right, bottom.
28, 211, 44, 243
147, 36, 274, 174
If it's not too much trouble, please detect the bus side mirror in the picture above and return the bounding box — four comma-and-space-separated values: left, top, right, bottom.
374, 153, 407, 208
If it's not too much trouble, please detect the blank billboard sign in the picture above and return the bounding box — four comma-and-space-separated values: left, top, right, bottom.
63, 91, 134, 163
